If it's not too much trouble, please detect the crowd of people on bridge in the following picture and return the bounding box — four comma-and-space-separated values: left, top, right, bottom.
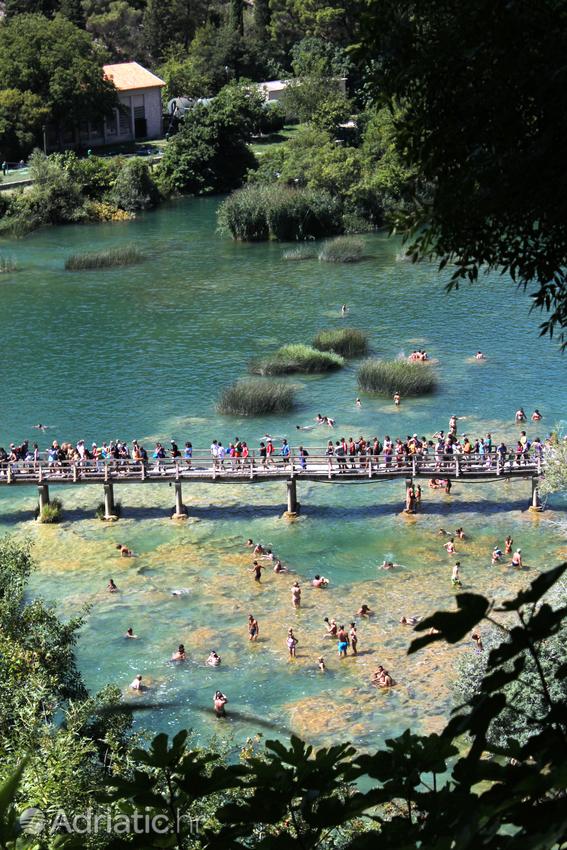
0, 409, 551, 477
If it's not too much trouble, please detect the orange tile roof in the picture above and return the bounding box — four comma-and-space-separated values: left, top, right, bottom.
103, 62, 165, 91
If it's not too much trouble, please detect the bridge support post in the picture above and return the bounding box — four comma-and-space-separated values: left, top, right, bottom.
529, 477, 543, 512
103, 482, 119, 521
283, 477, 299, 519
172, 481, 187, 519
37, 484, 50, 515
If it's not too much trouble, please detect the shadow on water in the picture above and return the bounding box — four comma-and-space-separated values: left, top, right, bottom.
1, 498, 563, 525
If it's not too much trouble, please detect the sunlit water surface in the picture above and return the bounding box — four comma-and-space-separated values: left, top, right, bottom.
0, 197, 565, 750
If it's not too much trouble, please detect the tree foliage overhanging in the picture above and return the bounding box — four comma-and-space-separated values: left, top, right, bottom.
355, 0, 567, 347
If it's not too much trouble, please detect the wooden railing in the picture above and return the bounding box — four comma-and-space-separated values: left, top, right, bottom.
0, 449, 545, 485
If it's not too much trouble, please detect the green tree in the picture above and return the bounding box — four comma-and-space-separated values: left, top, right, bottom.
0, 13, 117, 147
0, 89, 48, 160
311, 92, 351, 135
84, 0, 144, 61
112, 158, 160, 210
158, 81, 261, 194
253, 0, 271, 41
540, 436, 567, 496
230, 0, 244, 37
357, 0, 567, 347
59, 0, 85, 27
4, 0, 59, 17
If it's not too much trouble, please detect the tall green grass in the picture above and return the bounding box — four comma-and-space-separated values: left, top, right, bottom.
218, 184, 342, 242
0, 256, 17, 273
250, 343, 344, 375
313, 328, 369, 357
357, 359, 438, 396
282, 245, 317, 261
65, 245, 144, 270
39, 498, 63, 524
217, 379, 295, 415
318, 236, 365, 263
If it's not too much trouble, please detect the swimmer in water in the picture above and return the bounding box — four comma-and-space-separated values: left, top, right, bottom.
510, 548, 523, 568
451, 562, 462, 587
355, 398, 362, 408
515, 407, 527, 422
287, 628, 298, 658
393, 391, 401, 406
444, 538, 456, 554
207, 651, 221, 667
248, 614, 259, 642
214, 690, 228, 717
400, 616, 419, 626
491, 546, 503, 564
380, 560, 400, 570
291, 581, 301, 608
531, 409, 542, 421
125, 627, 138, 639
107, 578, 118, 593
337, 625, 349, 658
341, 304, 348, 315
318, 656, 326, 672
357, 603, 372, 617
116, 544, 134, 557
312, 574, 329, 587
33, 424, 47, 431
455, 527, 465, 540
475, 351, 485, 360
296, 424, 315, 431
171, 644, 186, 661
324, 617, 338, 637
246, 538, 254, 548
349, 622, 358, 656
273, 559, 288, 573
253, 543, 266, 555
250, 561, 265, 582
130, 674, 144, 691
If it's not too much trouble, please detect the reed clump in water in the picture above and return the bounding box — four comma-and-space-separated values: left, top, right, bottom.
65, 245, 144, 270
217, 379, 295, 415
313, 328, 369, 357
250, 344, 344, 375
357, 358, 438, 396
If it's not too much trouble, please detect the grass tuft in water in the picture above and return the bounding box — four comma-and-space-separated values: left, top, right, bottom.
282, 245, 317, 261
217, 379, 295, 415
313, 328, 369, 357
250, 343, 344, 375
0, 256, 18, 273
318, 236, 365, 263
38, 498, 63, 524
65, 245, 144, 270
357, 358, 438, 396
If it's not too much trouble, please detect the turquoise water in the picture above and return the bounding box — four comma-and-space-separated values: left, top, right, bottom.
0, 197, 565, 749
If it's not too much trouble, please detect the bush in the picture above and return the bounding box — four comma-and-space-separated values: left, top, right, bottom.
257, 102, 286, 135
250, 343, 344, 375
282, 245, 318, 261
318, 236, 365, 263
313, 328, 369, 357
217, 379, 295, 415
39, 498, 63, 524
112, 159, 160, 211
218, 184, 342, 242
65, 245, 144, 270
357, 358, 438, 396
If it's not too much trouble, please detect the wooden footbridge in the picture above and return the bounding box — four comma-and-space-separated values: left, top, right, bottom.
0, 449, 545, 520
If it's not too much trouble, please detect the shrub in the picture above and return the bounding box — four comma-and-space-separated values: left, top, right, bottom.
39, 498, 63, 524
218, 184, 342, 242
313, 328, 369, 357
257, 102, 286, 135
318, 236, 365, 263
112, 159, 160, 211
86, 201, 134, 222
250, 344, 344, 375
217, 379, 295, 415
65, 245, 144, 271
357, 358, 438, 396
282, 245, 318, 261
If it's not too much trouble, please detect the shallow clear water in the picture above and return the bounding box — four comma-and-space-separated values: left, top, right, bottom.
0, 197, 565, 750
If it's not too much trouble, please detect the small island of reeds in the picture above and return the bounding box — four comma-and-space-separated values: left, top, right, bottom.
318, 236, 365, 263
217, 379, 295, 415
313, 328, 369, 357
357, 358, 438, 396
250, 344, 344, 375
65, 245, 144, 271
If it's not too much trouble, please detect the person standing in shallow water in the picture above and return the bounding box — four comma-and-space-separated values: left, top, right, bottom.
337, 624, 349, 658
349, 622, 358, 656
248, 614, 259, 641
249, 561, 265, 582
287, 628, 298, 658
291, 581, 301, 608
